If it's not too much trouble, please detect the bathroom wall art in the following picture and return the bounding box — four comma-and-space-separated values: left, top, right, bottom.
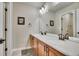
18, 17, 25, 25
50, 20, 54, 26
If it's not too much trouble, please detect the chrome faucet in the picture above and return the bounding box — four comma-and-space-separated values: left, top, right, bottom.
40, 31, 47, 35
58, 34, 64, 40
64, 33, 69, 40
58, 33, 69, 40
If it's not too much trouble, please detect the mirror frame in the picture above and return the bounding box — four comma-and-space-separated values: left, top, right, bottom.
60, 10, 76, 37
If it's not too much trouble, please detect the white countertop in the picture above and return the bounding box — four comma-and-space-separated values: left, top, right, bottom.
31, 33, 79, 56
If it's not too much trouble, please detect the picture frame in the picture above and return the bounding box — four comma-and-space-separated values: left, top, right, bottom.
50, 20, 54, 26
18, 17, 25, 25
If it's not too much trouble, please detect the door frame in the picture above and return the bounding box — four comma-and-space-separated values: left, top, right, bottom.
6, 2, 13, 56
60, 10, 76, 37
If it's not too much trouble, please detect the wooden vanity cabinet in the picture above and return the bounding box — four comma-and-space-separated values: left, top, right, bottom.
30, 35, 64, 56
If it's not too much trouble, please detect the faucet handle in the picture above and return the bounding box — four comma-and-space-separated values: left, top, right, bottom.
58, 34, 64, 40
64, 33, 69, 40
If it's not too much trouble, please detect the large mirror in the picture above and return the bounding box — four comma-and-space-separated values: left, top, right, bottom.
61, 11, 76, 37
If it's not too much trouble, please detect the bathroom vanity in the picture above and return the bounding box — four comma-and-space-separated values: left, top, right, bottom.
30, 33, 64, 56
30, 33, 79, 56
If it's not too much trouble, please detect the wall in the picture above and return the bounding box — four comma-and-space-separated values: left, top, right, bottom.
13, 3, 39, 48
39, 12, 55, 33
54, 3, 79, 34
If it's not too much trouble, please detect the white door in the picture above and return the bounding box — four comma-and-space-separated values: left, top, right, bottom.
0, 2, 5, 56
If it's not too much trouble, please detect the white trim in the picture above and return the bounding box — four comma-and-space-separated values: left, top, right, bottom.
7, 2, 13, 56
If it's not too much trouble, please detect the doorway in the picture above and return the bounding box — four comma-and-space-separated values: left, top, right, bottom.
61, 11, 76, 37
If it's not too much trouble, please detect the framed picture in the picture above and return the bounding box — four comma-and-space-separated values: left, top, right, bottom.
18, 17, 25, 25
50, 20, 54, 26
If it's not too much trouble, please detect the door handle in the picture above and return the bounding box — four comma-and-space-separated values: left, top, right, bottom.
0, 39, 5, 44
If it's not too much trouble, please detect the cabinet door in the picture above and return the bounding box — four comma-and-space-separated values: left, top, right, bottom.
48, 46, 64, 56
38, 40, 46, 56
53, 49, 64, 56
33, 37, 38, 55
48, 47, 56, 56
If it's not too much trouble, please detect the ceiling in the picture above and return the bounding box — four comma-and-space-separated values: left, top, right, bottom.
49, 2, 73, 12
16, 2, 44, 9
14, 2, 74, 12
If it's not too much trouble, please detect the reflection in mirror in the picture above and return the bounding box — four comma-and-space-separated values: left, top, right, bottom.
61, 12, 75, 37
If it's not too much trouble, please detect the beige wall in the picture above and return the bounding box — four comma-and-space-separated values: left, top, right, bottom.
13, 3, 40, 48
39, 11, 55, 33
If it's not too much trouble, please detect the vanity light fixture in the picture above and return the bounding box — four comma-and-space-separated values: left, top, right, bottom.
44, 4, 48, 13
39, 9, 43, 15
39, 7, 45, 15
39, 2, 48, 15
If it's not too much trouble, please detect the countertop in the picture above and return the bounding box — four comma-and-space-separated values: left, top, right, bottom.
31, 33, 79, 56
